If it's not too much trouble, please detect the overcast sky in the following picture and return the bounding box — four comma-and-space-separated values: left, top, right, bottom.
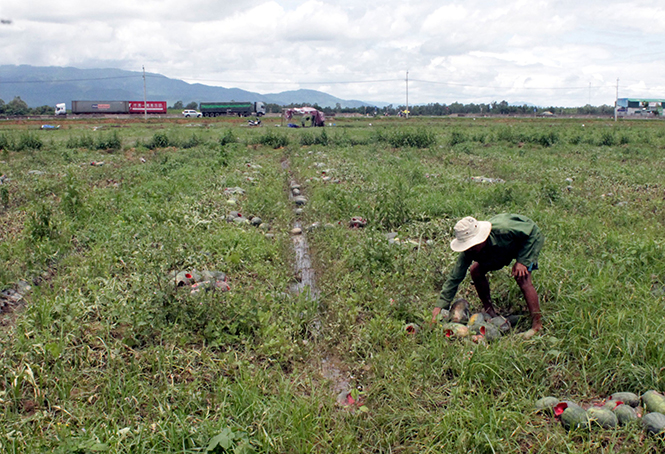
1, 1, 664, 107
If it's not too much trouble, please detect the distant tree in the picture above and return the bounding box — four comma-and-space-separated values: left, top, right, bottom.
0, 99, 5, 114
172, 100, 183, 109
185, 101, 198, 110
32, 105, 53, 115
6, 97, 29, 116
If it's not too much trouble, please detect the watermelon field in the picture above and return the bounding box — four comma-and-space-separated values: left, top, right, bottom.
0, 115, 664, 452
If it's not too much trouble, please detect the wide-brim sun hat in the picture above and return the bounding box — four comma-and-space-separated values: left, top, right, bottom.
450, 216, 492, 252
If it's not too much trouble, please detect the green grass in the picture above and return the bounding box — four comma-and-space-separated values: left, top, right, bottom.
0, 116, 664, 452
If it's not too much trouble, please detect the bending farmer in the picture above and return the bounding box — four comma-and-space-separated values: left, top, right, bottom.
432, 214, 545, 337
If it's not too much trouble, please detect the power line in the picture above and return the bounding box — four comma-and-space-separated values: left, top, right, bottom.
184, 77, 402, 85
0, 75, 140, 84
409, 78, 601, 90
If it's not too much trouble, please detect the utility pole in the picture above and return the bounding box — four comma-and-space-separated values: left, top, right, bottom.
614, 78, 619, 122
405, 71, 409, 119
143, 66, 148, 121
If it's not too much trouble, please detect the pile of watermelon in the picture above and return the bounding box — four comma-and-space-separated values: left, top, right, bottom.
438, 298, 521, 342
535, 390, 665, 434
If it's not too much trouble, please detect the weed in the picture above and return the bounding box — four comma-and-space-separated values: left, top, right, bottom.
0, 133, 13, 150
147, 132, 170, 149
258, 130, 289, 148
25, 202, 57, 241
599, 130, 616, 146
219, 129, 237, 146
372, 179, 413, 230
181, 133, 204, 149
449, 130, 467, 146
388, 128, 436, 148
66, 134, 94, 149
17, 133, 43, 151
61, 171, 84, 219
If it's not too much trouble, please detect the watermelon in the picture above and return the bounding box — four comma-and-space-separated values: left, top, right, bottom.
468, 312, 492, 327
613, 404, 638, 425
561, 405, 590, 431
587, 407, 618, 429
441, 323, 469, 338
642, 412, 665, 434
404, 323, 420, 335
602, 400, 623, 411
610, 392, 639, 408
448, 298, 470, 324
535, 396, 559, 415
489, 316, 511, 333
506, 314, 523, 327
471, 322, 501, 341
642, 390, 665, 414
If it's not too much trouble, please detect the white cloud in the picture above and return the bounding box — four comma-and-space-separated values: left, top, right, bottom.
1, 0, 664, 106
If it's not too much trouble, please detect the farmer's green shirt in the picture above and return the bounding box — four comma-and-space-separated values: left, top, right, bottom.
436, 214, 544, 309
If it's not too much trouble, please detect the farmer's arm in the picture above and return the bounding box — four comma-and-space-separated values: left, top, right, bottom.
432, 253, 472, 322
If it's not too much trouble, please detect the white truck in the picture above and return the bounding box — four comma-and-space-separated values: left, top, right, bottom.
55, 103, 67, 116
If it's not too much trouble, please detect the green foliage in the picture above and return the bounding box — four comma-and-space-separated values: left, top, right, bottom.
25, 202, 57, 241
66, 134, 94, 149
0, 186, 8, 209
147, 132, 170, 149
16, 132, 43, 151
95, 131, 122, 151
206, 427, 255, 453
449, 129, 467, 146
387, 127, 437, 148
0, 133, 12, 150
372, 179, 413, 230
599, 130, 617, 146
6, 96, 29, 116
300, 129, 330, 146
219, 129, 237, 146
61, 172, 84, 218
258, 130, 289, 148
181, 133, 204, 149
537, 130, 559, 147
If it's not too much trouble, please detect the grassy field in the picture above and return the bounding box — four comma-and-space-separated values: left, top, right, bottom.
0, 115, 664, 453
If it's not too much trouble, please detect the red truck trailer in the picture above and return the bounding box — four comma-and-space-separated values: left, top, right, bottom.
70, 101, 167, 114
128, 101, 167, 114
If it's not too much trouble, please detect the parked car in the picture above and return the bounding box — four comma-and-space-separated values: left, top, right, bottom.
182, 109, 202, 118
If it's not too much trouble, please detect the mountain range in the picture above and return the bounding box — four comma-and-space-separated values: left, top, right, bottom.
0, 65, 381, 109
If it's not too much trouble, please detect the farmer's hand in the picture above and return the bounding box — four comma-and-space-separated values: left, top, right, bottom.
512, 262, 528, 278
431, 307, 442, 325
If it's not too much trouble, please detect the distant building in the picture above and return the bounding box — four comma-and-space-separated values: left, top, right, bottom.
616, 98, 665, 116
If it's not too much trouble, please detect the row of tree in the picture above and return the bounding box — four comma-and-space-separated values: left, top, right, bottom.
267, 101, 617, 117
0, 97, 52, 116
0, 96, 619, 117
169, 101, 200, 110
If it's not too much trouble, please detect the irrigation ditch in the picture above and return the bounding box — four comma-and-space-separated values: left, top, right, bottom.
282, 156, 358, 408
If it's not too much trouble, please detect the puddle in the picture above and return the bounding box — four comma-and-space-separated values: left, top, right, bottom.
288, 178, 318, 300
284, 170, 356, 407
321, 356, 353, 406
290, 220, 318, 299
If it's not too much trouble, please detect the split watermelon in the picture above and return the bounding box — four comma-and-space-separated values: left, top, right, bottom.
561, 405, 590, 431
610, 392, 639, 408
